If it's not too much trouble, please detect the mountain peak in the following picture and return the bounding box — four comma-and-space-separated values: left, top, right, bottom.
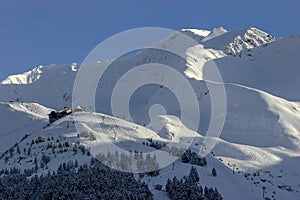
180, 28, 211, 37
202, 26, 228, 42
226, 27, 275, 55
1, 65, 44, 85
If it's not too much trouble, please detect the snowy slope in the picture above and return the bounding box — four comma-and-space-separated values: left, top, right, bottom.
149, 117, 300, 199
0, 110, 270, 199
220, 83, 300, 148
0, 102, 52, 153
1, 107, 298, 199
0, 63, 78, 109
0, 26, 300, 199
211, 35, 300, 101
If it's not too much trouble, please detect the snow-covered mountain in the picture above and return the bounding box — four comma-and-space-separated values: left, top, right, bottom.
0, 27, 275, 109
1, 27, 300, 199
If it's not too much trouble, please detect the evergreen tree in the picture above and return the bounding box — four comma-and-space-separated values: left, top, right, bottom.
166, 178, 172, 193
212, 167, 217, 177
166, 172, 222, 200
189, 166, 199, 183
16, 145, 20, 154
0, 160, 154, 199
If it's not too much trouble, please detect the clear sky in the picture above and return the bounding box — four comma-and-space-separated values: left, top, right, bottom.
0, 0, 299, 81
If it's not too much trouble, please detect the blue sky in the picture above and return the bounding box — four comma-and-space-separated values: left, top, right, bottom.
0, 0, 299, 81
